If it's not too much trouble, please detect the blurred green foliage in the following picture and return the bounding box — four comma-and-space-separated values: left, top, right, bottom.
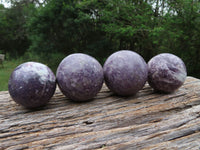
0, 0, 200, 77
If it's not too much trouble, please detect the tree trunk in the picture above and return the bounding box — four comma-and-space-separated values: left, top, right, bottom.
154, 0, 159, 17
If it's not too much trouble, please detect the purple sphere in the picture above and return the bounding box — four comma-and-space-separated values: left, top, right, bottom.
103, 50, 148, 96
56, 53, 104, 102
8, 62, 56, 109
148, 53, 187, 93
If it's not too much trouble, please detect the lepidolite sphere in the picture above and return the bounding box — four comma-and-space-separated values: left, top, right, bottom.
56, 53, 104, 101
103, 50, 148, 96
8, 62, 56, 109
148, 53, 187, 93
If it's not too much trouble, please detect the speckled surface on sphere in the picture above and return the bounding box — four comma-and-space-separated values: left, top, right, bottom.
103, 50, 148, 96
148, 53, 187, 93
8, 62, 56, 108
56, 53, 104, 101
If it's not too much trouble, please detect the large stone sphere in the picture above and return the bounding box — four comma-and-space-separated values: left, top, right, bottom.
56, 53, 104, 102
8, 62, 56, 109
103, 50, 148, 96
148, 53, 187, 93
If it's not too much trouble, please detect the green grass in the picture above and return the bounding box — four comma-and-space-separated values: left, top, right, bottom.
0, 59, 25, 91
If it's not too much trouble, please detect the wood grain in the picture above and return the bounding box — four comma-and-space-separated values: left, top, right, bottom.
0, 77, 200, 150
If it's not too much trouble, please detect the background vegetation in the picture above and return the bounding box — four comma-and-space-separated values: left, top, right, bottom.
0, 0, 200, 91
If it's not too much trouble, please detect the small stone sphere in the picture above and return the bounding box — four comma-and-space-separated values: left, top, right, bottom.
148, 53, 187, 93
8, 62, 56, 109
56, 53, 104, 102
103, 50, 148, 96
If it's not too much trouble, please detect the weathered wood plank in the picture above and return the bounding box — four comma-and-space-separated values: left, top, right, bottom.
0, 77, 200, 150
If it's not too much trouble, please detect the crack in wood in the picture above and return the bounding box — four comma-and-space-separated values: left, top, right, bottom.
168, 128, 200, 141
83, 120, 94, 125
